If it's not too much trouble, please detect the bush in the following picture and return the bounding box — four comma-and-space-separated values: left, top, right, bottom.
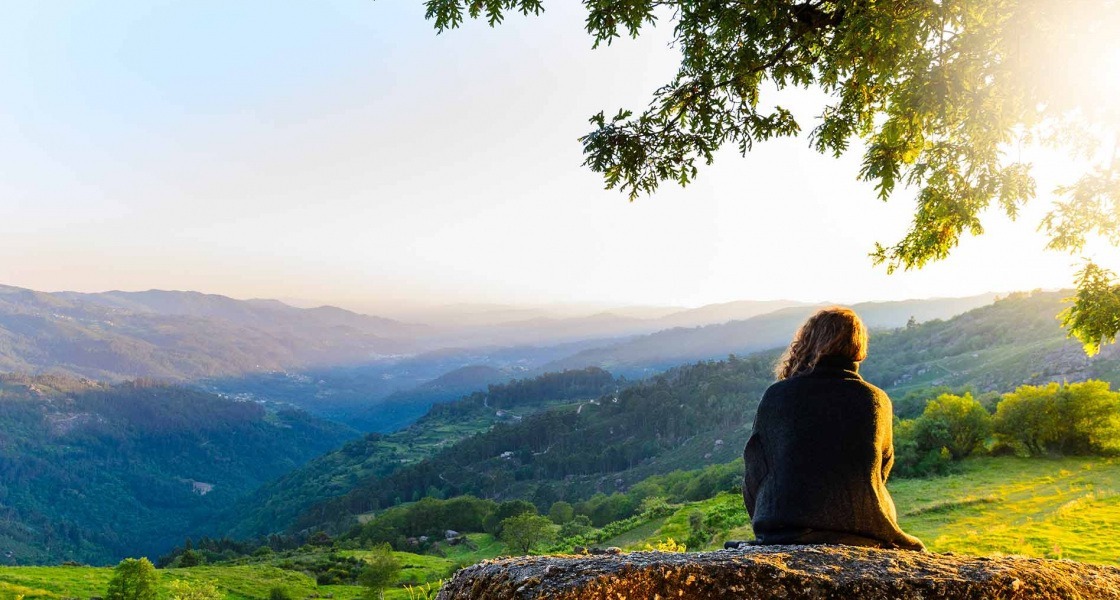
268, 587, 292, 600
358, 543, 401, 600
913, 393, 991, 460
994, 381, 1120, 456
482, 500, 537, 536
548, 501, 574, 524
105, 558, 158, 600
167, 580, 221, 600
894, 419, 953, 478
557, 514, 593, 539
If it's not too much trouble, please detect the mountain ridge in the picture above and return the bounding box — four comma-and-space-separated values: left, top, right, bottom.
541, 293, 1001, 377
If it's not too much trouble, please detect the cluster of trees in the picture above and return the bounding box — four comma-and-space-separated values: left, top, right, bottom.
895, 381, 1120, 477
347, 495, 556, 555
345, 458, 744, 555
419, 367, 617, 420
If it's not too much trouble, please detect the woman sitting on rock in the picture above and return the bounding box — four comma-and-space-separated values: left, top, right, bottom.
741, 307, 925, 550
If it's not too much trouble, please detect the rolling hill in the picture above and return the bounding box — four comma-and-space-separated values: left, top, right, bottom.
0, 374, 357, 565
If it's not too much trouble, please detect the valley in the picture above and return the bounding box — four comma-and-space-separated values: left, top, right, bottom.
3, 288, 1120, 599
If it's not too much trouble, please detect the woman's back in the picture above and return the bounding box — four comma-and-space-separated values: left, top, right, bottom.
741, 307, 924, 551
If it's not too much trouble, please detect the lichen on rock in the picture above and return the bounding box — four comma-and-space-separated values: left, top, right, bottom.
436, 545, 1120, 599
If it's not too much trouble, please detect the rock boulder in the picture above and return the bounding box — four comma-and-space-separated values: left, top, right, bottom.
436, 545, 1120, 599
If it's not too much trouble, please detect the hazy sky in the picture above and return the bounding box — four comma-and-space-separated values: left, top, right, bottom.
2, 2, 1113, 313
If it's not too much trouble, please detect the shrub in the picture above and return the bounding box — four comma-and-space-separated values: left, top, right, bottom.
548, 501, 574, 525
105, 558, 158, 600
482, 500, 537, 536
994, 381, 1120, 455
557, 514, 593, 539
358, 543, 401, 600
913, 393, 992, 460
167, 580, 221, 600
894, 419, 954, 478
268, 587, 293, 600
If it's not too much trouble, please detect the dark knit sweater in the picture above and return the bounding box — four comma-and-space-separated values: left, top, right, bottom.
742, 355, 925, 550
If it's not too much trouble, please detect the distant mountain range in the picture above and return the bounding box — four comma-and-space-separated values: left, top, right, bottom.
0, 285, 807, 383
540, 294, 1001, 377
0, 285, 422, 381
423, 300, 815, 347
0, 284, 1004, 430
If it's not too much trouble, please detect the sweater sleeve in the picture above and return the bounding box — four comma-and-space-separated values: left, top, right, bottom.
881, 421, 895, 484
742, 432, 766, 518
742, 389, 771, 519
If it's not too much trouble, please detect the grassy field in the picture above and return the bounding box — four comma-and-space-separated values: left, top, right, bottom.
7, 456, 1120, 598
0, 565, 316, 600
605, 456, 1120, 565
0, 533, 505, 600
893, 456, 1120, 564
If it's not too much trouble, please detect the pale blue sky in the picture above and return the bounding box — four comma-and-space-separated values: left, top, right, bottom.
0, 2, 1104, 314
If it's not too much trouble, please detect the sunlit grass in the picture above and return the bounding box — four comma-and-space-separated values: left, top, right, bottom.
605, 456, 1120, 565
893, 456, 1120, 563
0, 565, 316, 600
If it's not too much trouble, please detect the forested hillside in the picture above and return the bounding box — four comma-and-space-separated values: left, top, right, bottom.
862, 291, 1120, 397
346, 365, 514, 432
221, 368, 617, 539
291, 356, 775, 534
0, 375, 356, 565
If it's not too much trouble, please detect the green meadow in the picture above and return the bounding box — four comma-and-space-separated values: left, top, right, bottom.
6, 456, 1120, 598
608, 456, 1120, 566
0, 565, 314, 600
893, 456, 1120, 563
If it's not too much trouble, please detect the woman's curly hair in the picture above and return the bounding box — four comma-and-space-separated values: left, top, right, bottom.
774, 307, 869, 380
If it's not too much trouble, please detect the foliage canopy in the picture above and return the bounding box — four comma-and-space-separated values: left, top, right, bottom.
913, 393, 992, 460
994, 380, 1120, 455
105, 558, 159, 600
421, 0, 1120, 352
499, 513, 557, 554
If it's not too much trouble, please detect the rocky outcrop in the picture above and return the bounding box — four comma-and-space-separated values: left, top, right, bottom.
436, 545, 1120, 599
